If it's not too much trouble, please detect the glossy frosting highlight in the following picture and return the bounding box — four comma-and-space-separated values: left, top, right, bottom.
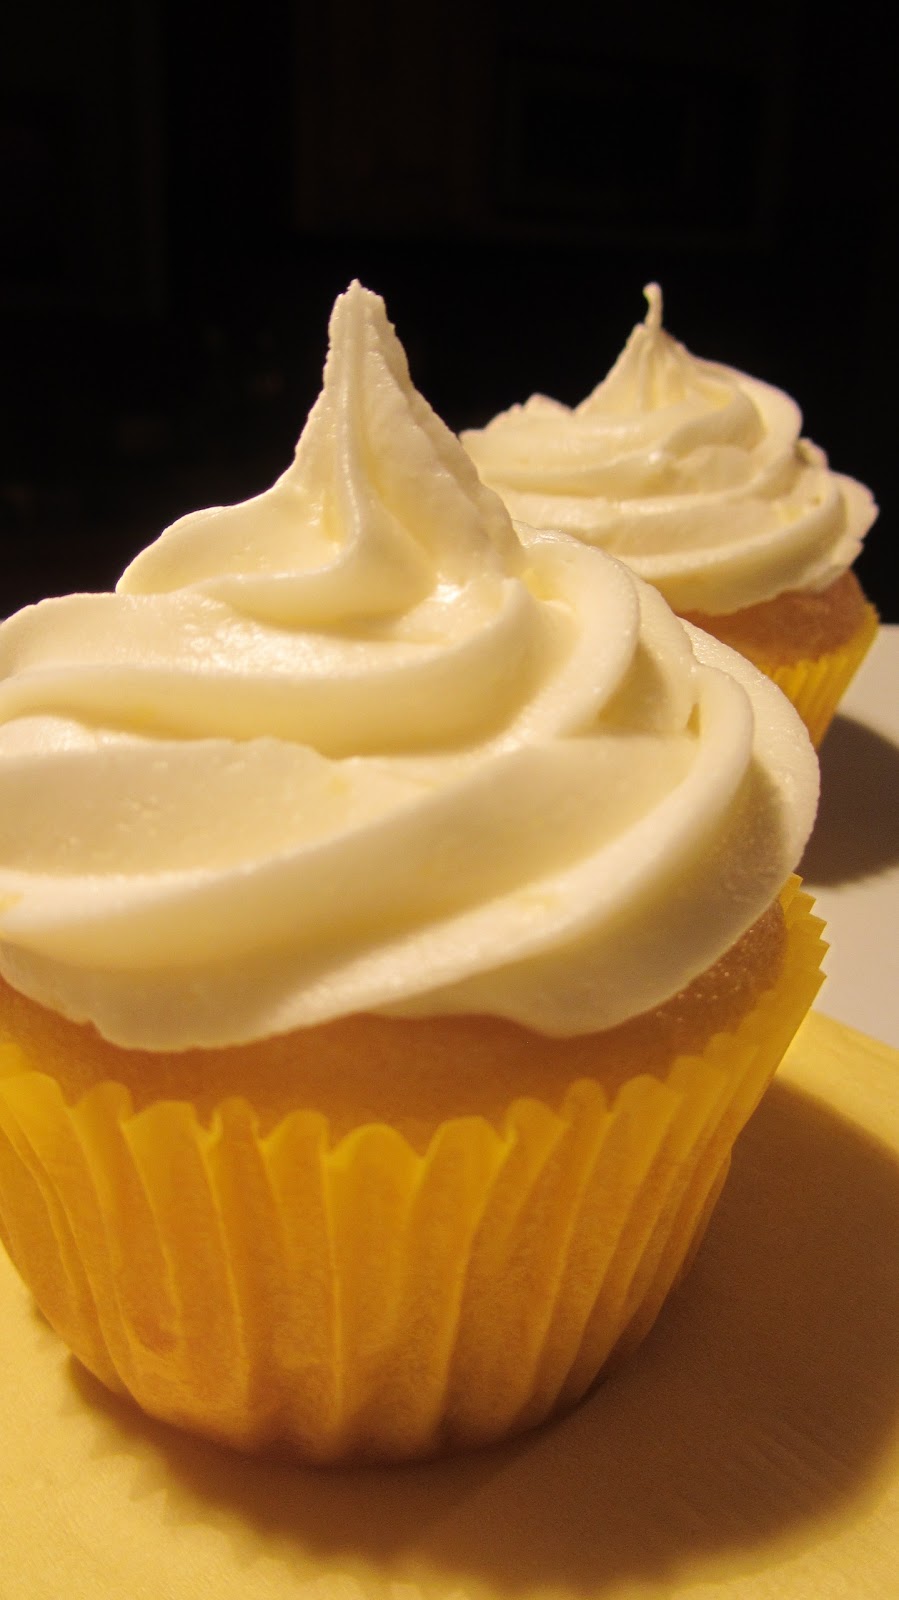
463, 284, 877, 616
0, 284, 818, 1050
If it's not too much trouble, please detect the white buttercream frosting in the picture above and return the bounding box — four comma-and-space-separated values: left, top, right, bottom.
463, 284, 877, 616
0, 283, 818, 1050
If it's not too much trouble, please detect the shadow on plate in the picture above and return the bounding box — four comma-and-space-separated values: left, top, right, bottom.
65, 1075, 899, 1598
802, 713, 899, 885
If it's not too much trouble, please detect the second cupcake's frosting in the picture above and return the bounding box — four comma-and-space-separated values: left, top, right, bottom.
463, 285, 877, 616
0, 285, 818, 1050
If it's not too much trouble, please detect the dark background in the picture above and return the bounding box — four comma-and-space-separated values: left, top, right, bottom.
2, 0, 896, 619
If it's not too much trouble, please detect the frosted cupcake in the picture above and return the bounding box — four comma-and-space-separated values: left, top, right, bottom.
0, 284, 823, 1463
463, 285, 878, 746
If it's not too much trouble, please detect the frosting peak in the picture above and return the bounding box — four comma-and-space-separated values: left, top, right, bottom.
463, 285, 877, 615
579, 282, 707, 416
0, 286, 818, 1051
121, 281, 520, 625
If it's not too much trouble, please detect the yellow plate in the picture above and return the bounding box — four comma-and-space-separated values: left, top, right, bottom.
2, 1009, 898, 1600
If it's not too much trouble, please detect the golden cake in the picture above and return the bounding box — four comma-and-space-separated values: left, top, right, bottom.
0, 284, 824, 1462
463, 285, 878, 746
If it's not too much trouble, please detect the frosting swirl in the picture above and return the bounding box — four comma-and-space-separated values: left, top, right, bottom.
463, 284, 877, 616
0, 284, 818, 1050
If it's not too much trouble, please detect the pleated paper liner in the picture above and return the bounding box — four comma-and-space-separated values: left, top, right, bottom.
0, 882, 825, 1463
748, 603, 879, 748
686, 573, 879, 748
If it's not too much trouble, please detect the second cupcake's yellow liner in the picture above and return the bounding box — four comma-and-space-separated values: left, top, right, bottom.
0, 884, 825, 1463
717, 601, 878, 749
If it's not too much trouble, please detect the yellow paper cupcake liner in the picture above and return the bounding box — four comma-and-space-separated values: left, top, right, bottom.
730, 601, 878, 748
0, 884, 825, 1462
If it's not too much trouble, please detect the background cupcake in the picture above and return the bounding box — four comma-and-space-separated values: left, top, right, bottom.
463, 285, 878, 746
0, 284, 823, 1463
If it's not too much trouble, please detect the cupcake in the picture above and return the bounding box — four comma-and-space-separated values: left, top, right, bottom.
0, 283, 823, 1463
463, 284, 878, 746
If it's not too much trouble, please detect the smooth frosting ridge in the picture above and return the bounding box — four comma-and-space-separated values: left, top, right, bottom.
0, 284, 818, 1050
463, 284, 877, 616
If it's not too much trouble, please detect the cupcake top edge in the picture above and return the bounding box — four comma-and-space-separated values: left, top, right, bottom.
0, 283, 818, 1052
461, 283, 878, 618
